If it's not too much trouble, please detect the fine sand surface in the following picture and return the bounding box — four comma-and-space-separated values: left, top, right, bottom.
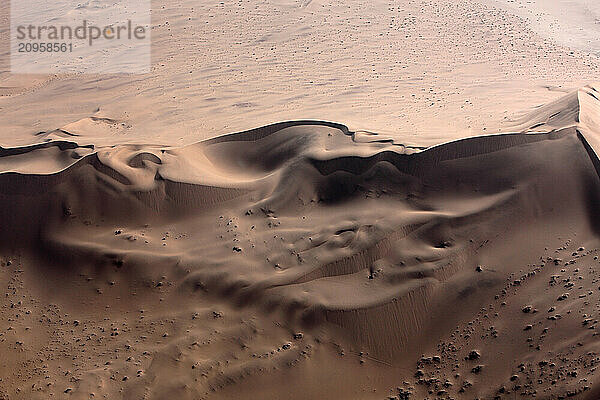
485, 0, 600, 55
2, 0, 600, 399
1, 85, 600, 399
0, 0, 599, 147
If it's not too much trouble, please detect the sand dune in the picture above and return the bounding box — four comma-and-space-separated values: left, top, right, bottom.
1, 87, 600, 399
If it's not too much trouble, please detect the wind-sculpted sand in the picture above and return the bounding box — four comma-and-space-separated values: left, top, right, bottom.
1, 86, 600, 399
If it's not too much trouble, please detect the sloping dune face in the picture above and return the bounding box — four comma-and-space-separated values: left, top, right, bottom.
2, 89, 600, 399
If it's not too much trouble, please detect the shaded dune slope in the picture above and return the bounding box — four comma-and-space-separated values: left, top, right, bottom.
2, 88, 600, 398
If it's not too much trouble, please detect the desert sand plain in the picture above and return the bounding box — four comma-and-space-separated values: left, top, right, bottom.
2, 1, 600, 400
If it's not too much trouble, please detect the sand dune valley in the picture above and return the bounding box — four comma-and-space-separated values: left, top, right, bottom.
2, 1, 600, 400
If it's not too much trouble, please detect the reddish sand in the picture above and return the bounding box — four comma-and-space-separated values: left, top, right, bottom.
1, 86, 600, 399
2, 0, 600, 398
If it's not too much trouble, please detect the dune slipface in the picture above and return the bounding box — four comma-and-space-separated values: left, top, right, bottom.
1, 87, 600, 399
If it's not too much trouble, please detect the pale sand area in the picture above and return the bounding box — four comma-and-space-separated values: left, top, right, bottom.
486, 0, 600, 55
0, 0, 598, 148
